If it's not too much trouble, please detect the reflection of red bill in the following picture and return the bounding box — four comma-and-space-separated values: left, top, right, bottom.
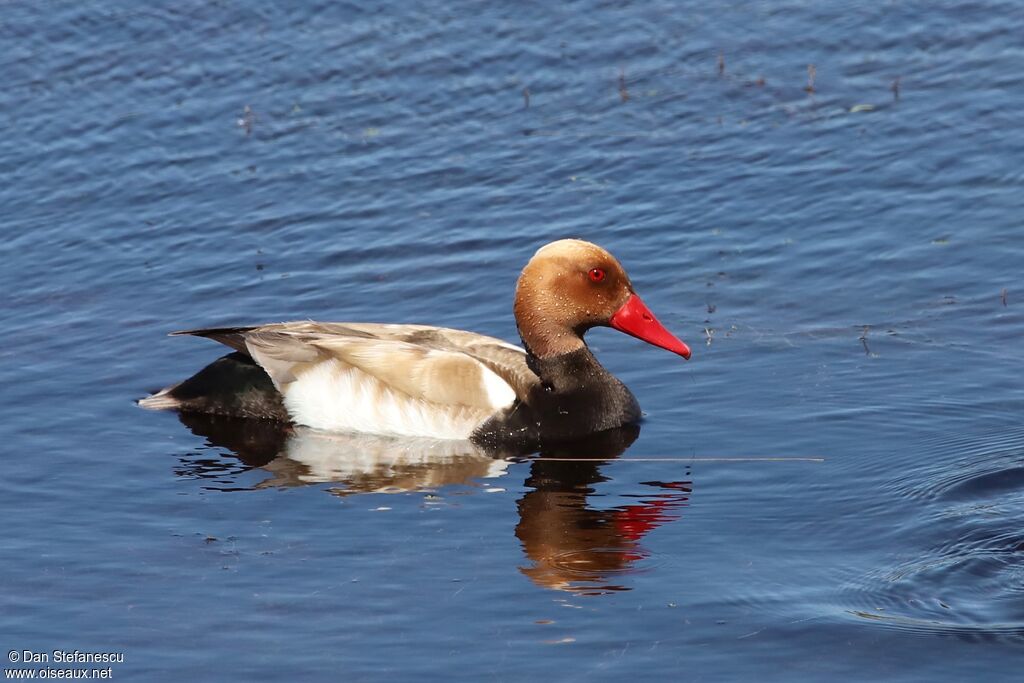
613, 483, 692, 542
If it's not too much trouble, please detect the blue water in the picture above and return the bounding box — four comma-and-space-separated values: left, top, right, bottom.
3, 0, 1024, 679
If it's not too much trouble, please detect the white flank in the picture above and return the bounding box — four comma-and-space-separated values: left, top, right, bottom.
481, 364, 517, 408
283, 359, 513, 439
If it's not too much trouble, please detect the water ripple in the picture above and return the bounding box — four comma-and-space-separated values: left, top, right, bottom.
843, 426, 1024, 642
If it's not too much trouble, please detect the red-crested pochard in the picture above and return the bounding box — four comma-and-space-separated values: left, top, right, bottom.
141, 239, 691, 445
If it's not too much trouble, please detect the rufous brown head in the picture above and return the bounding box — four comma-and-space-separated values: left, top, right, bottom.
513, 239, 691, 360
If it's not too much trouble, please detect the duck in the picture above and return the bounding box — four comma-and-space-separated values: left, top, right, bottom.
141, 239, 691, 446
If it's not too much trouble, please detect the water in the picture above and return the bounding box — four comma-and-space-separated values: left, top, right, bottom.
3, 0, 1024, 679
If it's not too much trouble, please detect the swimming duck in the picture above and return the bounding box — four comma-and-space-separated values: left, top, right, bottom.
141, 239, 690, 445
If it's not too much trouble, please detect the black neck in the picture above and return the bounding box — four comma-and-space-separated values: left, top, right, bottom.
526, 346, 615, 392
475, 346, 641, 447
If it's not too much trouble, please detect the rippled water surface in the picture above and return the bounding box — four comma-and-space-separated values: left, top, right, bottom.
3, 1, 1024, 679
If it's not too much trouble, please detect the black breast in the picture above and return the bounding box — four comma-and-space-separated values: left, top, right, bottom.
473, 347, 641, 448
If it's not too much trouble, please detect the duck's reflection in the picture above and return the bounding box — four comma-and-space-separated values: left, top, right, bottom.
175, 413, 691, 593
516, 430, 691, 594
176, 412, 510, 493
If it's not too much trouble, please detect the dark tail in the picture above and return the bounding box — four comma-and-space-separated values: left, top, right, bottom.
139, 352, 289, 422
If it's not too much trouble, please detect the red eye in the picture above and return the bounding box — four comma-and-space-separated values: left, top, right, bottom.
588, 268, 606, 283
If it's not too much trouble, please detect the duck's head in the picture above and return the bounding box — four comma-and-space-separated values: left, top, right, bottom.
513, 239, 691, 360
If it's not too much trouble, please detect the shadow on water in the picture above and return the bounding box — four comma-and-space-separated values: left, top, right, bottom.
841, 426, 1024, 643
173, 413, 690, 594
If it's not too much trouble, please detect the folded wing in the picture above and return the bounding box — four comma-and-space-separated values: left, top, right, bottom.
173, 322, 538, 439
